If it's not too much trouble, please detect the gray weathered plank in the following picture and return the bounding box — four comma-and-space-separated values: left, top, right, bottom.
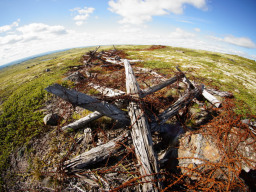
62, 111, 103, 132
45, 84, 129, 124
124, 59, 161, 192
64, 130, 129, 171
141, 73, 184, 98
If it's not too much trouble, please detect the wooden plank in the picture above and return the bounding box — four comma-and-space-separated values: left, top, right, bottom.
124, 59, 161, 192
141, 73, 184, 98
62, 111, 103, 132
64, 130, 129, 171
45, 84, 129, 124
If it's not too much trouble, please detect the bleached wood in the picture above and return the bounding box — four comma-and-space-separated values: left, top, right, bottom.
202, 88, 221, 108
124, 59, 161, 192
45, 84, 129, 123
64, 130, 129, 171
62, 111, 103, 131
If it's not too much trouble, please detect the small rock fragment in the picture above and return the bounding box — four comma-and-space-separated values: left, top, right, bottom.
43, 114, 61, 126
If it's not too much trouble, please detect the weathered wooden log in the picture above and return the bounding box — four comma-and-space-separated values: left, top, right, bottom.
202, 86, 221, 108
176, 66, 221, 108
158, 85, 203, 124
124, 59, 161, 192
64, 130, 129, 171
45, 84, 129, 124
62, 111, 103, 132
141, 73, 184, 98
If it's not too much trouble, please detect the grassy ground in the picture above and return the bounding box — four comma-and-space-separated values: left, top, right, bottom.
0, 47, 97, 186
0, 45, 255, 189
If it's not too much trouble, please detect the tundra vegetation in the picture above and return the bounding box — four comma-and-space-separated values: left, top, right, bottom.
0, 45, 255, 191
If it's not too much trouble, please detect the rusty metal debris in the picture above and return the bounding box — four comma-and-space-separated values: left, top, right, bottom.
44, 46, 255, 191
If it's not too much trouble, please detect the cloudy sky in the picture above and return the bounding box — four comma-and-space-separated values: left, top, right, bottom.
0, 0, 256, 65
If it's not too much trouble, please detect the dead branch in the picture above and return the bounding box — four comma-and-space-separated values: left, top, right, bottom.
84, 46, 100, 65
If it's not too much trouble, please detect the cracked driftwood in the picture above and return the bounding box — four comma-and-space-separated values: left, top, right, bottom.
124, 59, 161, 192
64, 130, 129, 171
45, 84, 129, 124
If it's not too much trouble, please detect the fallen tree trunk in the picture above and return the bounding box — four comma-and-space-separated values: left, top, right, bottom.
124, 59, 161, 192
141, 73, 184, 98
158, 85, 203, 124
64, 130, 129, 171
62, 111, 103, 132
45, 84, 129, 124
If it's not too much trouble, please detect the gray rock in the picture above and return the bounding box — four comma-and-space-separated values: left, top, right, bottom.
63, 71, 85, 82
178, 128, 256, 182
43, 114, 61, 126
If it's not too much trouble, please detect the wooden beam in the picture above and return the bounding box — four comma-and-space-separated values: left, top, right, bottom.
64, 130, 129, 171
62, 111, 103, 132
124, 59, 161, 192
141, 73, 184, 98
45, 84, 129, 124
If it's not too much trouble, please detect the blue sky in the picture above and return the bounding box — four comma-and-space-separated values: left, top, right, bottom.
0, 0, 256, 65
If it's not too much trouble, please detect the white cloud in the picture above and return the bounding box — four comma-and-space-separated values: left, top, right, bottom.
108, 0, 207, 25
1, 22, 255, 66
209, 35, 256, 49
223, 36, 256, 49
169, 28, 195, 39
71, 7, 95, 26
194, 28, 200, 32
0, 19, 20, 33
0, 23, 68, 45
